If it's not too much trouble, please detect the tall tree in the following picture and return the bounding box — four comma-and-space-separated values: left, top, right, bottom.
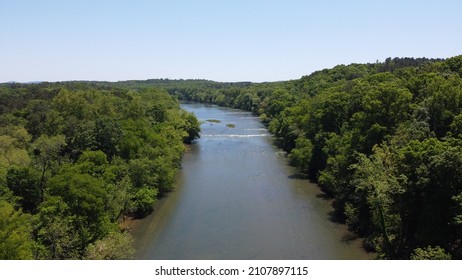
32, 134, 66, 201
0, 200, 34, 259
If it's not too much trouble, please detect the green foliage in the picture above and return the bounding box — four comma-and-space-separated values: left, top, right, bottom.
353, 146, 406, 258
94, 116, 122, 159
0, 82, 200, 259
411, 246, 451, 260
450, 113, 462, 136
444, 55, 462, 77
132, 187, 158, 217
289, 137, 313, 173
32, 134, 66, 173
0, 126, 32, 169
48, 168, 112, 246
129, 158, 159, 189
35, 196, 81, 259
180, 109, 201, 144
85, 231, 134, 260
0, 200, 34, 259
6, 166, 41, 213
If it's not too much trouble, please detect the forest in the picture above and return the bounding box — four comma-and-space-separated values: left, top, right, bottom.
116, 56, 461, 260
1, 55, 462, 259
0, 84, 200, 259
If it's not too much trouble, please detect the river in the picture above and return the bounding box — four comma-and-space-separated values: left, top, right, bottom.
132, 102, 369, 259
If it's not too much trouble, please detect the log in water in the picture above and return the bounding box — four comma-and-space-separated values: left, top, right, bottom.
132, 102, 369, 259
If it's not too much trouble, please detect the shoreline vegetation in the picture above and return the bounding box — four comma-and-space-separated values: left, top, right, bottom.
0, 85, 200, 259
115, 55, 462, 260
1, 55, 462, 259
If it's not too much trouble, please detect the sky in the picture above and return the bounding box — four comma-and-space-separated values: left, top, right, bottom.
0, 0, 461, 83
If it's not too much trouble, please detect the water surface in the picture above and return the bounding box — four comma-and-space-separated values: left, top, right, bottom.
133, 103, 369, 259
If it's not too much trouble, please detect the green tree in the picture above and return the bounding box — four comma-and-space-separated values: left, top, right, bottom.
32, 134, 66, 200
85, 231, 134, 260
444, 55, 462, 76
411, 246, 451, 260
94, 117, 122, 159
396, 138, 462, 256
48, 168, 111, 247
180, 109, 201, 144
6, 166, 41, 213
0, 200, 34, 259
289, 137, 313, 173
36, 196, 80, 259
353, 146, 405, 259
129, 158, 159, 189
0, 125, 32, 172
69, 121, 97, 158
132, 187, 158, 217
23, 99, 51, 139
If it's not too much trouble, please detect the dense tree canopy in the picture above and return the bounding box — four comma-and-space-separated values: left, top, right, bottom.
0, 84, 200, 259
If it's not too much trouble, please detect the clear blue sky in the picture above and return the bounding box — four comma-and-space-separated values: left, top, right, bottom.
1, 0, 461, 83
